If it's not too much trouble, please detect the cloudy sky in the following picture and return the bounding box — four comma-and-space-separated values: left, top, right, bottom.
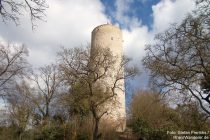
0, 0, 196, 91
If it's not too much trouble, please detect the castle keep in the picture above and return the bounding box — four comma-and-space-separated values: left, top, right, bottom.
91, 24, 126, 132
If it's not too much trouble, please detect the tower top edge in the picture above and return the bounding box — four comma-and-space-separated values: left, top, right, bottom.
92, 24, 121, 33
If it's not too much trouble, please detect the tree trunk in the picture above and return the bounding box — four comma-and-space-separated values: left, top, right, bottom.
45, 99, 49, 117
19, 133, 22, 140
93, 118, 99, 140
64, 123, 66, 140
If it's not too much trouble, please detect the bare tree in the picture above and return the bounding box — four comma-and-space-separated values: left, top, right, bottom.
130, 91, 169, 127
7, 81, 34, 139
57, 46, 138, 140
0, 0, 48, 29
143, 0, 210, 115
0, 43, 29, 96
175, 102, 210, 130
30, 64, 62, 120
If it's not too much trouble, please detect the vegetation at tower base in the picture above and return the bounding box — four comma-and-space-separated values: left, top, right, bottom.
128, 91, 210, 140
0, 43, 138, 140
143, 0, 210, 115
0, 0, 48, 29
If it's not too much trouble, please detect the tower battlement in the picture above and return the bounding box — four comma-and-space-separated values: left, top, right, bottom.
92, 24, 121, 34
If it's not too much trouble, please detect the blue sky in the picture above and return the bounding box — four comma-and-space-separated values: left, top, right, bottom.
0, 0, 196, 108
101, 0, 160, 29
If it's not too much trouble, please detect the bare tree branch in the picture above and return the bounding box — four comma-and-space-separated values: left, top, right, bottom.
0, 0, 48, 29
143, 0, 210, 114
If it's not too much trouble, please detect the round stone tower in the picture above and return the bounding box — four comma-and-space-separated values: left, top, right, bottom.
91, 24, 126, 132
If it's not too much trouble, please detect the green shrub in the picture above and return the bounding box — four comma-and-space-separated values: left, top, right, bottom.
33, 124, 64, 140
131, 118, 171, 140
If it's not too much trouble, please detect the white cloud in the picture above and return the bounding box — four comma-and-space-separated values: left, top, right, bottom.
115, 0, 133, 17
123, 26, 151, 61
111, 0, 196, 64
114, 0, 141, 28
0, 0, 196, 89
119, 0, 195, 90
0, 0, 108, 68
152, 0, 195, 33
